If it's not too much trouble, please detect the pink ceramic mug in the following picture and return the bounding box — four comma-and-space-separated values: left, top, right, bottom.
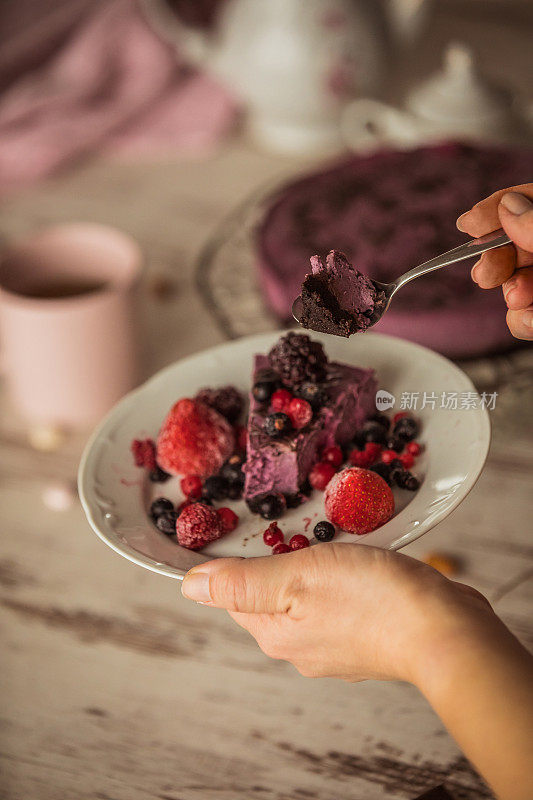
0, 223, 143, 427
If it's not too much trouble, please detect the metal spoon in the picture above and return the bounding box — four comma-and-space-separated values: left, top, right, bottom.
292, 228, 511, 329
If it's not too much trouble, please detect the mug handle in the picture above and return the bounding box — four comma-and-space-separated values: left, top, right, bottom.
340, 98, 419, 151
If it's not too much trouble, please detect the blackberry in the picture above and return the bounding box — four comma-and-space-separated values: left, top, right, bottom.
264, 412, 292, 438
297, 381, 326, 410
150, 497, 174, 520
369, 462, 393, 486
361, 421, 388, 445
202, 475, 228, 501
258, 493, 286, 520
195, 385, 244, 423
394, 470, 420, 491
268, 332, 328, 389
314, 520, 335, 542
156, 510, 179, 535
393, 417, 419, 442
148, 466, 171, 483
226, 483, 243, 500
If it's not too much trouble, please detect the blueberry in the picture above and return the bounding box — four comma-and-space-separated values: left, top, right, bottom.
252, 378, 279, 403
258, 494, 286, 520
220, 456, 244, 485
386, 436, 404, 453
314, 520, 335, 542
226, 483, 243, 500
369, 412, 390, 431
285, 492, 306, 509
393, 470, 420, 491
297, 381, 325, 410
148, 466, 171, 483
361, 421, 388, 445
149, 497, 174, 520
155, 510, 179, 535
202, 475, 228, 501
369, 462, 393, 486
264, 412, 292, 439
349, 431, 366, 451
393, 417, 419, 442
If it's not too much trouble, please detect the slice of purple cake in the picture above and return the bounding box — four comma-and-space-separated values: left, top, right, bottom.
243, 333, 376, 502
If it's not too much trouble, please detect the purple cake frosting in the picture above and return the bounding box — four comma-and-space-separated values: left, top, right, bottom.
300, 250, 387, 336
243, 353, 376, 501
256, 142, 533, 357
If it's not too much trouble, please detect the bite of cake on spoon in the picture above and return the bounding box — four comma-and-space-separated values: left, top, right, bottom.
298, 250, 387, 337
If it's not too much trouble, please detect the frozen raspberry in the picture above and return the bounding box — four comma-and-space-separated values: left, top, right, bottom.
195, 385, 244, 423
157, 398, 234, 478
309, 461, 336, 490
364, 442, 382, 463
406, 441, 421, 456
399, 452, 415, 469
131, 438, 157, 470
268, 332, 327, 389
263, 522, 284, 546
349, 449, 373, 468
180, 475, 203, 499
175, 502, 224, 550
288, 397, 313, 429
216, 507, 239, 534
322, 445, 343, 468
289, 534, 310, 550
272, 542, 291, 555
381, 449, 399, 464
271, 388, 293, 413
325, 467, 394, 535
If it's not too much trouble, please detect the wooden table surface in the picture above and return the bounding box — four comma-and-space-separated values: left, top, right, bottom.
1, 8, 533, 797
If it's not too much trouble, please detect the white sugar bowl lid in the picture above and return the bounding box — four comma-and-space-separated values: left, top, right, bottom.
406, 42, 515, 135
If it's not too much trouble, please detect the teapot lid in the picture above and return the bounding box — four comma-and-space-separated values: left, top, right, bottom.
407, 42, 513, 126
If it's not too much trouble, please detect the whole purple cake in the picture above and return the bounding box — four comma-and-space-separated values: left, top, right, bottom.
256, 142, 533, 357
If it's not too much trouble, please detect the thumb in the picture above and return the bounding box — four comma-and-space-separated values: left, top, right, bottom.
498, 192, 533, 253
181, 554, 297, 613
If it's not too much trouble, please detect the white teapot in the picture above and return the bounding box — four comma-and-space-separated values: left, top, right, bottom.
143, 0, 387, 153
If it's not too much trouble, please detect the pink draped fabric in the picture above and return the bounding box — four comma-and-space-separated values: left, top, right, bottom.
0, 0, 237, 193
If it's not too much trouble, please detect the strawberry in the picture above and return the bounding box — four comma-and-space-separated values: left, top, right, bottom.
157, 398, 234, 478
325, 467, 394, 535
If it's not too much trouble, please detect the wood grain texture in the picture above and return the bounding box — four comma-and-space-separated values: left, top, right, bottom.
1, 11, 532, 794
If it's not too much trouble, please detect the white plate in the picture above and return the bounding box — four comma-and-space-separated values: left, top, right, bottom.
78, 332, 490, 580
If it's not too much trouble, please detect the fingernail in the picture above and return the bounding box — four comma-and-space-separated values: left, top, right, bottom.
456, 213, 468, 232
503, 277, 517, 300
522, 310, 533, 328
500, 192, 533, 215
181, 572, 211, 603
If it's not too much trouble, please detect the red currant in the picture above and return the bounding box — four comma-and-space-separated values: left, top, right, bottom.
180, 474, 202, 499
263, 522, 284, 546
289, 534, 310, 550
399, 452, 415, 469
288, 397, 313, 429
364, 442, 383, 463
349, 449, 373, 467
406, 441, 421, 456
270, 388, 293, 413
322, 445, 343, 468
381, 449, 399, 464
216, 507, 239, 533
309, 461, 336, 490
393, 411, 409, 424
272, 542, 291, 555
